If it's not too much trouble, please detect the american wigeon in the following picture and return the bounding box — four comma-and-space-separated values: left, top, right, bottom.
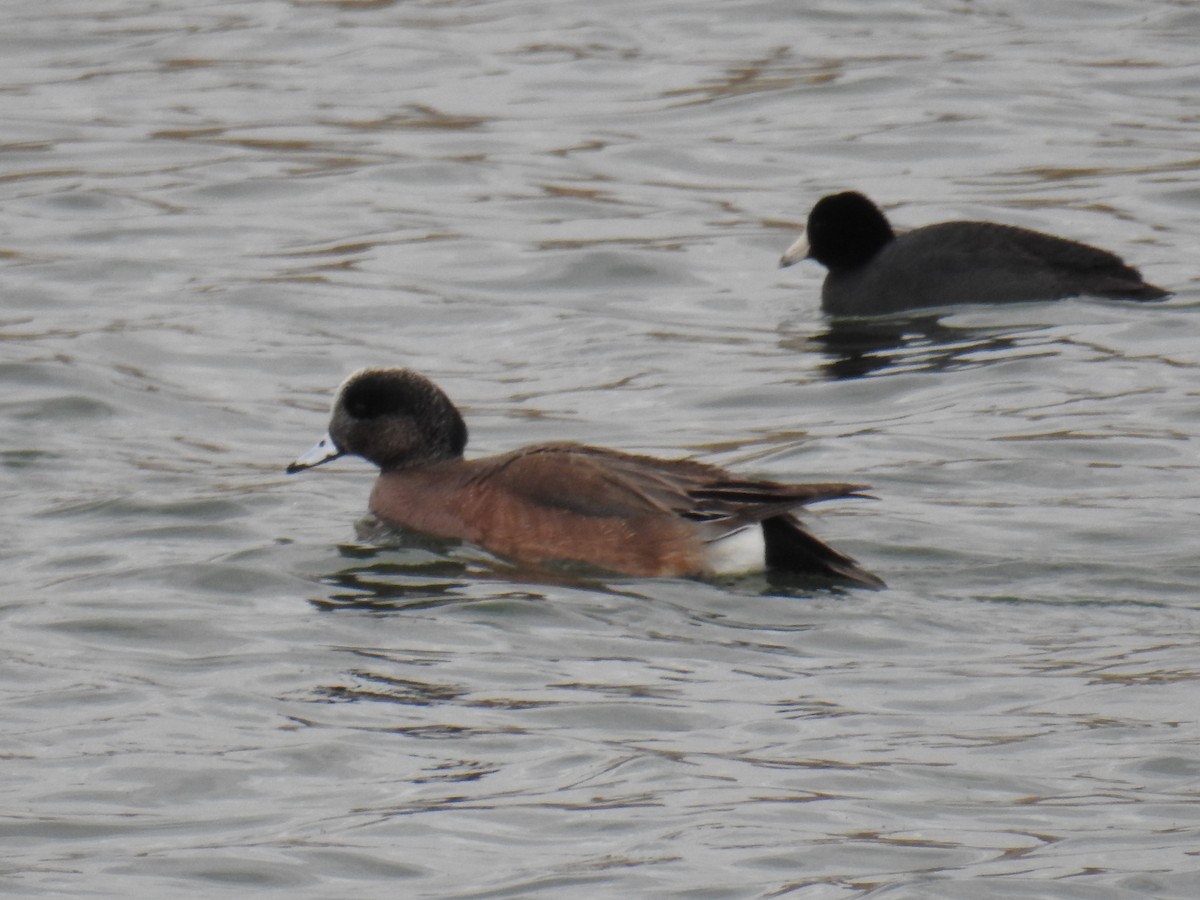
780, 191, 1169, 316
287, 368, 884, 588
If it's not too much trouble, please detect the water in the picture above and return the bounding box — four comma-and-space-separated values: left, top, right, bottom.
2, 1, 1199, 897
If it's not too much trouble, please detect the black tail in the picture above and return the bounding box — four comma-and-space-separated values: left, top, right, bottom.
762, 515, 885, 590
1114, 281, 1170, 302
1091, 267, 1169, 302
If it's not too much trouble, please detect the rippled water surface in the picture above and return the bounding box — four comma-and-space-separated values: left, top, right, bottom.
3, 1, 1199, 897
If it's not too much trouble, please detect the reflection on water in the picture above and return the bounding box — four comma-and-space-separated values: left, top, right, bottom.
787, 314, 1059, 380
312, 557, 473, 613
789, 306, 1199, 384
309, 526, 496, 612
309, 527, 856, 618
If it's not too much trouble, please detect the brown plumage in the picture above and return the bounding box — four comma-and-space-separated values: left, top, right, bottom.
287, 368, 883, 588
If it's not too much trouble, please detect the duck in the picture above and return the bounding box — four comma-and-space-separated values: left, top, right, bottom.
780, 191, 1169, 316
287, 368, 884, 588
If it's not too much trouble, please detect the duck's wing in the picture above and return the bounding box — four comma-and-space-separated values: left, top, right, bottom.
478, 442, 870, 528
465, 443, 880, 586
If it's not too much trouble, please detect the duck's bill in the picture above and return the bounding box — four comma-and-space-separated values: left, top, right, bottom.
778, 232, 810, 268
286, 433, 343, 473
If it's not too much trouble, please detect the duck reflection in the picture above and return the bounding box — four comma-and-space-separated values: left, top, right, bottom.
307, 518, 643, 614
306, 521, 478, 613
307, 514, 846, 615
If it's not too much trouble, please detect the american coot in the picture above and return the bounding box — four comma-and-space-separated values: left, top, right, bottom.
780, 191, 1169, 316
287, 368, 884, 588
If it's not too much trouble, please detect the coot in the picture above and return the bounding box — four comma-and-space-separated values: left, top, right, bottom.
780, 191, 1169, 316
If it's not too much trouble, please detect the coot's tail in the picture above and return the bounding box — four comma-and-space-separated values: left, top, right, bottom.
1118, 281, 1171, 302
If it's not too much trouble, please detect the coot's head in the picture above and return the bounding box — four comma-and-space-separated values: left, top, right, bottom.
780, 191, 896, 272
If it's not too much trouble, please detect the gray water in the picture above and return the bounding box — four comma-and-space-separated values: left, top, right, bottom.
3, 1, 1199, 897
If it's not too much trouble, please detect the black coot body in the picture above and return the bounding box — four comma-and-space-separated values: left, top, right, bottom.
780, 192, 1169, 317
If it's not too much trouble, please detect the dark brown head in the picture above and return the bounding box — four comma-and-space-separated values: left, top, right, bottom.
287, 368, 468, 473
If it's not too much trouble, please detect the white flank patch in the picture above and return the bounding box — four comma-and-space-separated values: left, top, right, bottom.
705, 526, 766, 575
